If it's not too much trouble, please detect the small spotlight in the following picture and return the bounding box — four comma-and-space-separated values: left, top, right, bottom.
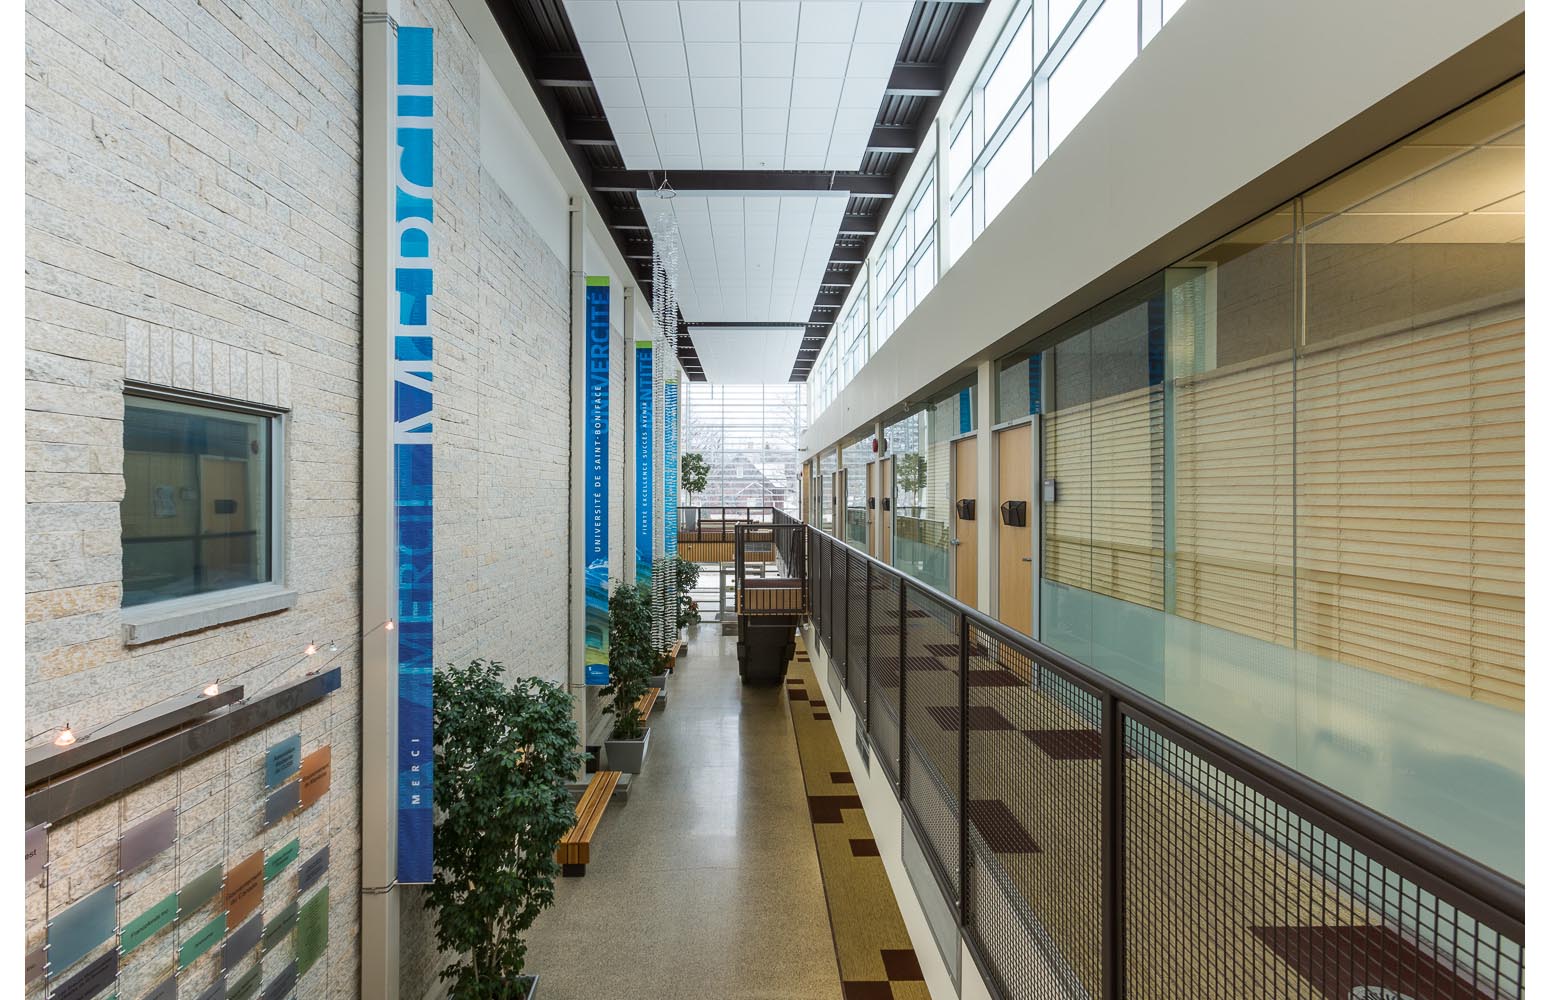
329, 641, 338, 653
54, 724, 76, 748
203, 682, 220, 698
384, 620, 396, 631
305, 643, 318, 656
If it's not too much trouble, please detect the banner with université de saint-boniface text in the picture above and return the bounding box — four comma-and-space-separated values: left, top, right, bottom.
583, 278, 611, 686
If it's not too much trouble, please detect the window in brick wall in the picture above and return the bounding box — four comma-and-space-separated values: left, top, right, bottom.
121, 392, 279, 606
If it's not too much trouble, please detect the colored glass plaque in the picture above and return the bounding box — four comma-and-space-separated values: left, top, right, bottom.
299, 746, 331, 811
141, 974, 176, 1000
26, 824, 47, 881
223, 851, 264, 928
261, 960, 296, 1000
119, 892, 177, 955
261, 900, 298, 954
194, 977, 226, 1000
297, 845, 329, 895
223, 912, 262, 972
24, 945, 44, 984
49, 947, 116, 1000
119, 807, 175, 873
264, 734, 301, 790
263, 780, 300, 828
179, 863, 223, 916
178, 912, 226, 969
47, 883, 116, 976
228, 964, 262, 1000
263, 839, 299, 883
295, 887, 329, 976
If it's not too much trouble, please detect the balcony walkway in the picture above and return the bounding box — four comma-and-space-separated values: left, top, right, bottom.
524, 625, 926, 999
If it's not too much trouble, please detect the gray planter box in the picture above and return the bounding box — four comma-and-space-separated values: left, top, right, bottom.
605, 727, 651, 773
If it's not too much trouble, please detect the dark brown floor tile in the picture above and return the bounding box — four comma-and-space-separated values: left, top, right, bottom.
881, 949, 924, 981
926, 705, 1013, 731
849, 838, 880, 857
842, 982, 894, 1000
968, 799, 1041, 853
807, 794, 863, 823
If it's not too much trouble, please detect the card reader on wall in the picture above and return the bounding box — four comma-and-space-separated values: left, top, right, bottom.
955, 498, 976, 521
1000, 500, 1027, 527
1043, 479, 1058, 503
868, 497, 875, 509
882, 497, 891, 511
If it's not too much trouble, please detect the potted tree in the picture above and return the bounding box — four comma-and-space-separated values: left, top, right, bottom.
679, 451, 710, 509
604, 580, 657, 773
674, 554, 701, 638
426, 659, 584, 1000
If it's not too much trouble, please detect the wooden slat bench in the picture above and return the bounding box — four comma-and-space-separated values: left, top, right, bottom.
557, 770, 621, 877
636, 687, 660, 722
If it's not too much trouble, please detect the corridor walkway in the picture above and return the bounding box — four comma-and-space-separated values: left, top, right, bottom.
522, 626, 843, 999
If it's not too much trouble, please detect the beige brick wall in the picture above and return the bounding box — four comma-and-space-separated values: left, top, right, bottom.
25, 0, 365, 994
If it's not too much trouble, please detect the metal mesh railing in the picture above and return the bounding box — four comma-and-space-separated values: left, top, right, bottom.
790, 524, 1524, 1000
845, 552, 869, 720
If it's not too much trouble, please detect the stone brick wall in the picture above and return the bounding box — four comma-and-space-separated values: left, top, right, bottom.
25, 0, 364, 995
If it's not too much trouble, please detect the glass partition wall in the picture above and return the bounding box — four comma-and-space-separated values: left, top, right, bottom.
993, 79, 1525, 877
885, 382, 975, 593
841, 433, 872, 548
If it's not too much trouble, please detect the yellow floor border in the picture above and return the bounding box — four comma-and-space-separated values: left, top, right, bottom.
787, 642, 931, 1000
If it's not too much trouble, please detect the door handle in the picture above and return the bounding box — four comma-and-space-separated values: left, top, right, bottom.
950, 539, 961, 546
1020, 557, 1033, 562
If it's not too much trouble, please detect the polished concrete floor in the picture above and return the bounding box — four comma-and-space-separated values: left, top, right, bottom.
523, 625, 844, 999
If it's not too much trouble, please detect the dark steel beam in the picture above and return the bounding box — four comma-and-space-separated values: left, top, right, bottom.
592, 170, 897, 196
565, 116, 614, 145
535, 54, 593, 88
867, 124, 919, 154
886, 63, 946, 97
829, 249, 865, 264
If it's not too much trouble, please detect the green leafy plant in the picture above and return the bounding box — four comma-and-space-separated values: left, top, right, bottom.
680, 451, 710, 507
897, 451, 927, 496
673, 555, 701, 630
604, 580, 657, 740
427, 659, 584, 1000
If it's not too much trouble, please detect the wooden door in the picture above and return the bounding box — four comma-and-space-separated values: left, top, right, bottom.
866, 461, 878, 556
951, 436, 978, 608
996, 424, 1033, 636
878, 457, 894, 564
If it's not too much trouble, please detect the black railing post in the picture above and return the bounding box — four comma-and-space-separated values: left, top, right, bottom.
1101, 693, 1126, 1000
958, 611, 971, 927
897, 580, 909, 794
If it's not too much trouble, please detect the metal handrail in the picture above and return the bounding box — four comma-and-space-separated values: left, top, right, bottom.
798, 523, 1525, 985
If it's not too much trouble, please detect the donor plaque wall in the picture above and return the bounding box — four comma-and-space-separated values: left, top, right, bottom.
25, 676, 344, 1000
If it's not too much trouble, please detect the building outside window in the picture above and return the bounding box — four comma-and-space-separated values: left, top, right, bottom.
876, 167, 938, 345
682, 383, 806, 513
121, 393, 277, 607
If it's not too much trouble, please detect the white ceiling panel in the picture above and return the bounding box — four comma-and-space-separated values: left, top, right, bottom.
690, 326, 807, 383
564, 0, 912, 170
638, 191, 848, 325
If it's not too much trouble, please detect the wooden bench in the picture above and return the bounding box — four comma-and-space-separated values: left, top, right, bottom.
636, 687, 660, 722
556, 770, 621, 877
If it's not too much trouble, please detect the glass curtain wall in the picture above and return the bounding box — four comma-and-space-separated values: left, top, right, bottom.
682, 383, 806, 512
841, 433, 872, 548
885, 386, 969, 592
993, 80, 1525, 876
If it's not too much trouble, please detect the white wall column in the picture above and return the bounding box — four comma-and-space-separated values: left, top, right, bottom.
974, 361, 994, 615
567, 197, 589, 767
359, 5, 401, 998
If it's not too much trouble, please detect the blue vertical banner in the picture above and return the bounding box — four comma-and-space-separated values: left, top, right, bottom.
394, 25, 435, 884
958, 387, 972, 435
635, 341, 653, 585
664, 380, 679, 558
584, 279, 611, 686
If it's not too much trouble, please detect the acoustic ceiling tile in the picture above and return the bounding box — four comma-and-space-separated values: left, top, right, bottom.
680, 0, 741, 40
620, 1, 684, 42
742, 1, 801, 41
585, 41, 636, 73
789, 106, 836, 133
630, 40, 689, 76
692, 76, 742, 107
742, 77, 793, 108
847, 42, 898, 77
696, 106, 742, 133
855, 1, 913, 43
697, 131, 743, 154
702, 154, 745, 169
795, 42, 852, 78
743, 107, 790, 133
790, 76, 843, 108
661, 153, 705, 169
785, 154, 830, 170
593, 76, 646, 107
649, 106, 700, 132
641, 76, 694, 106
785, 132, 831, 155
609, 106, 652, 132
839, 76, 887, 107
798, 1, 860, 42
567, 0, 627, 41
741, 42, 796, 78
832, 107, 875, 131
686, 41, 740, 76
